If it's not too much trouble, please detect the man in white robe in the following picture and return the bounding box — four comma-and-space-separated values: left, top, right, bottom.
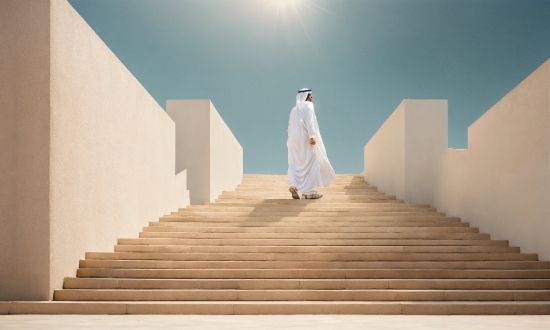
287, 88, 336, 199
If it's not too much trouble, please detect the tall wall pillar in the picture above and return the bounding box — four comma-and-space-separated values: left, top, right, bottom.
364, 99, 448, 205
0, 0, 52, 301
167, 100, 243, 205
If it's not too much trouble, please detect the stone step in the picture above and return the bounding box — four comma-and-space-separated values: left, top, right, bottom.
240, 181, 367, 186
216, 195, 397, 200
116, 238, 505, 247
182, 205, 433, 212
231, 191, 381, 196
53, 289, 550, 302
160, 215, 458, 223
236, 188, 374, 191
78, 260, 546, 269
169, 210, 441, 217
160, 217, 454, 225
143, 225, 480, 233
240, 178, 365, 182
112, 244, 513, 254
138, 232, 489, 240
218, 195, 385, 200
62, 278, 550, 290
239, 185, 368, 188
86, 249, 536, 262
152, 219, 470, 227
229, 190, 380, 194
214, 198, 402, 203
75, 268, 550, 279
236, 187, 375, 191
189, 201, 422, 207
208, 199, 404, 205
4, 301, 549, 315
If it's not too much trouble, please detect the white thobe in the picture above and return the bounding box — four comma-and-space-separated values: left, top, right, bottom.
287, 101, 335, 194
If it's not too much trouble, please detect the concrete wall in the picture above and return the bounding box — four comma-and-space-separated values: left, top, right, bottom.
209, 105, 244, 203
0, 0, 189, 301
0, 0, 52, 301
363, 59, 550, 261
167, 100, 243, 205
364, 100, 448, 203
364, 103, 406, 199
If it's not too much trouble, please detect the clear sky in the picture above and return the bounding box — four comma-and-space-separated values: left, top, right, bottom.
68, 0, 549, 174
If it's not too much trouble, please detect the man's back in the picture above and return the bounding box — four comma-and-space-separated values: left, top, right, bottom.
288, 101, 316, 141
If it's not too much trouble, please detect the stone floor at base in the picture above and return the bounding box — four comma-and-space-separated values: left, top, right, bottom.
0, 315, 549, 329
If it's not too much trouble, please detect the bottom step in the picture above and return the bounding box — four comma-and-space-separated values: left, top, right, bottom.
2, 301, 549, 315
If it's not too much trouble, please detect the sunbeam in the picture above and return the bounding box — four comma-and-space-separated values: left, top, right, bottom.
291, 3, 314, 47
264, 0, 333, 48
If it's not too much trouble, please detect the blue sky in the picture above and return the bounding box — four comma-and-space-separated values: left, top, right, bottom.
68, 0, 550, 174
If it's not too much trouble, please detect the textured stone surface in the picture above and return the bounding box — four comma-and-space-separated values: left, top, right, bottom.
1, 314, 550, 329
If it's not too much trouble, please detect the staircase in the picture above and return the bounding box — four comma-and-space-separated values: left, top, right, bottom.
27, 175, 550, 313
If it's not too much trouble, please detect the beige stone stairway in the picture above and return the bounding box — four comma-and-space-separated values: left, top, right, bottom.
11, 175, 550, 314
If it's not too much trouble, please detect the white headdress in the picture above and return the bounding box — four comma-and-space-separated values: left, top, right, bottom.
296, 88, 312, 106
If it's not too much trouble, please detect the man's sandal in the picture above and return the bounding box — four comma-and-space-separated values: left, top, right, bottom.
302, 192, 323, 199
289, 186, 300, 199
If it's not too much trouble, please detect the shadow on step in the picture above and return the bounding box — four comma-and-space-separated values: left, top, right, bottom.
243, 199, 312, 226
342, 176, 373, 197
241, 175, 367, 225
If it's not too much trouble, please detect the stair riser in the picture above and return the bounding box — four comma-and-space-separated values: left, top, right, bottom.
215, 198, 400, 203
142, 226, 480, 233
54, 289, 550, 302
212, 200, 401, 205
7, 301, 550, 315
185, 205, 432, 212
88, 253, 535, 262
137, 233, 491, 240
216, 196, 397, 200
113, 243, 512, 254
238, 183, 368, 187
76, 268, 550, 279
151, 221, 470, 227
161, 215, 470, 227
171, 210, 440, 216
116, 238, 506, 247
63, 278, 550, 290
228, 190, 380, 194
79, 260, 546, 269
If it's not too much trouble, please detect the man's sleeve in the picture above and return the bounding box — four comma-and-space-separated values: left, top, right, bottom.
303, 103, 317, 139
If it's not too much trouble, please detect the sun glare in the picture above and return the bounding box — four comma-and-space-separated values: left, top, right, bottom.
270, 0, 302, 8
264, 0, 334, 47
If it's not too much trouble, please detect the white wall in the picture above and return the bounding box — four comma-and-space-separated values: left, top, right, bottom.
364, 103, 406, 199
167, 100, 243, 205
364, 100, 448, 203
0, 0, 189, 300
209, 105, 244, 202
364, 59, 550, 261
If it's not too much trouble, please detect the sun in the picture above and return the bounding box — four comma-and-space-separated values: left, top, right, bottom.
267, 0, 302, 11
270, 0, 301, 6
263, 0, 334, 47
